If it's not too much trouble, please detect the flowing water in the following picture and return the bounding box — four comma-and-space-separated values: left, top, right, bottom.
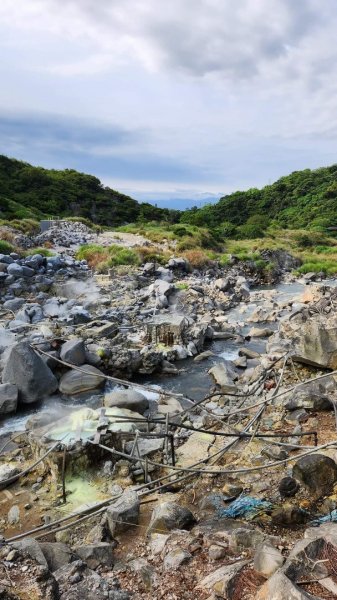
1, 278, 336, 436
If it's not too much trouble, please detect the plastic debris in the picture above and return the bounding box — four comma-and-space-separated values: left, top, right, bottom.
218, 495, 273, 520
311, 509, 337, 526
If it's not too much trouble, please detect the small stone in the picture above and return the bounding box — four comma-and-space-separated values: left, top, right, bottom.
208, 545, 227, 560
8, 505, 20, 525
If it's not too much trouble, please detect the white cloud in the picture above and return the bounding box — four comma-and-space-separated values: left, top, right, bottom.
1, 0, 337, 200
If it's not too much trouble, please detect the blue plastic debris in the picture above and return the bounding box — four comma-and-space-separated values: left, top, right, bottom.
218, 495, 273, 520
311, 509, 337, 526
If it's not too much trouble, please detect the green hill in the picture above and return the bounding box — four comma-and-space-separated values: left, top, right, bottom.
0, 155, 178, 226
181, 165, 337, 235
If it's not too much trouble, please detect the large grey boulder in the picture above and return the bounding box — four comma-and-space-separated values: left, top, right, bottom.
75, 543, 114, 569
54, 560, 114, 600
256, 571, 315, 600
281, 311, 337, 369
208, 361, 238, 393
59, 364, 105, 395
254, 542, 284, 577
104, 389, 149, 414
147, 502, 196, 535
0, 383, 18, 414
198, 560, 248, 597
12, 537, 48, 567
39, 542, 74, 571
60, 338, 86, 366
3, 342, 58, 403
293, 453, 337, 497
106, 490, 140, 536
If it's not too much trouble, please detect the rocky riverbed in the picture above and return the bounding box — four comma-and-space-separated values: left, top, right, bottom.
1, 222, 337, 599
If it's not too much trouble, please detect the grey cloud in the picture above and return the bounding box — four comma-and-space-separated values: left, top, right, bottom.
47, 0, 329, 78
0, 112, 138, 152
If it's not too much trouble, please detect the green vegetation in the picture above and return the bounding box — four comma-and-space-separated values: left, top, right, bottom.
0, 155, 179, 226
76, 244, 140, 273
182, 165, 337, 232
23, 247, 54, 257
0, 240, 14, 254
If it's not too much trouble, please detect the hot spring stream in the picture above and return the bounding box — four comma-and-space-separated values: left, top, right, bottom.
1, 278, 335, 438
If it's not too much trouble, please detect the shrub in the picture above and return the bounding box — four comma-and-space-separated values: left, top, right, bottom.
23, 247, 54, 257
135, 246, 170, 265
236, 223, 265, 239
0, 240, 14, 254
182, 249, 211, 269
107, 245, 140, 267
297, 260, 337, 275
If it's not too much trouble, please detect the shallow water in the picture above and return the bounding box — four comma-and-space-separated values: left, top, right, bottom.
1, 278, 335, 432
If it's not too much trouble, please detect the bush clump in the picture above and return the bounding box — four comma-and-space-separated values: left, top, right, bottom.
0, 240, 14, 254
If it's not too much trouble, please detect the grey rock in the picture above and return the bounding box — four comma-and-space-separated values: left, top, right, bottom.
254, 543, 284, 577
279, 477, 300, 498
59, 364, 105, 395
75, 543, 114, 569
208, 361, 238, 393
0, 254, 14, 264
163, 548, 192, 570
7, 263, 23, 277
256, 570, 315, 599
39, 542, 74, 571
12, 537, 48, 567
106, 490, 140, 536
60, 339, 86, 366
3, 342, 58, 403
198, 560, 248, 596
0, 464, 20, 490
7, 505, 20, 525
104, 389, 149, 415
147, 502, 196, 534
54, 560, 111, 600
0, 383, 18, 414
293, 453, 337, 497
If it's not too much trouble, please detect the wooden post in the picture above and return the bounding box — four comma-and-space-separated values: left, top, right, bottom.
61, 445, 67, 504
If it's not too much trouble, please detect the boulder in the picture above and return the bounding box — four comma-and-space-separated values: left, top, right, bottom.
0, 383, 18, 414
198, 560, 248, 597
0, 464, 20, 490
281, 311, 337, 369
75, 543, 113, 569
292, 454, 337, 497
106, 490, 140, 536
163, 548, 192, 570
147, 502, 196, 534
59, 364, 105, 395
54, 560, 114, 600
104, 389, 149, 414
60, 339, 86, 366
3, 342, 58, 403
256, 570, 315, 600
12, 537, 48, 567
248, 327, 274, 338
39, 542, 74, 571
208, 361, 237, 393
254, 543, 284, 577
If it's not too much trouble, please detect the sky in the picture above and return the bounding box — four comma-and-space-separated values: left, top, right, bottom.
1, 0, 337, 208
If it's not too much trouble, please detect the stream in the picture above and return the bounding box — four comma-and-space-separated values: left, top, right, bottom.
1, 278, 335, 437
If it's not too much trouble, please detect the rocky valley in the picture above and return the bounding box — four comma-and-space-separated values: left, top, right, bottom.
0, 221, 337, 600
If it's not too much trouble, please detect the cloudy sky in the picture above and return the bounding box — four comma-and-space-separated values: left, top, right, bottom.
1, 0, 337, 207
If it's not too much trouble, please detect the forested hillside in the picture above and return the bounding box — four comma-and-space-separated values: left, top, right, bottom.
182, 165, 337, 235
2, 156, 337, 234
0, 155, 179, 226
